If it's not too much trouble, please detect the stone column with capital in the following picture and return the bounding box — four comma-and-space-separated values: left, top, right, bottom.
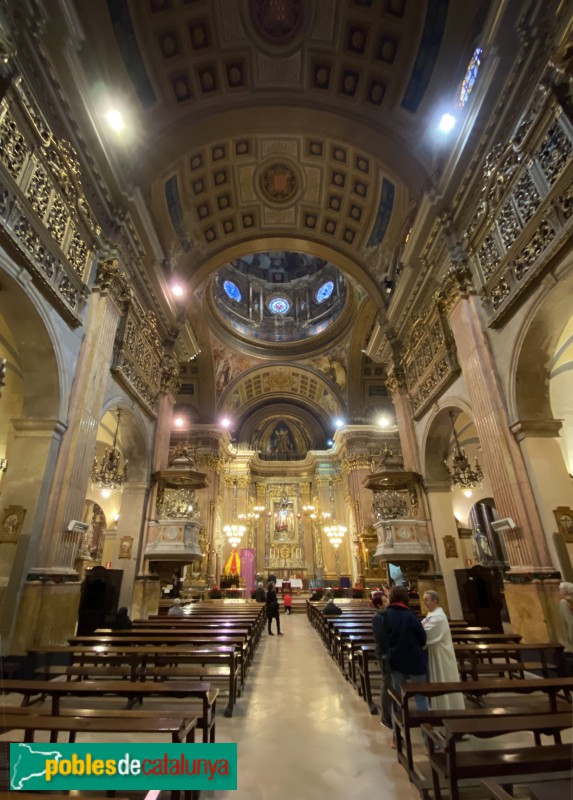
7, 259, 131, 651
437, 265, 553, 571
35, 258, 131, 572
385, 366, 422, 474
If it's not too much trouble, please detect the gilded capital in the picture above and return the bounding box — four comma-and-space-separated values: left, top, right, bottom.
160, 353, 181, 397
94, 257, 132, 309
435, 265, 475, 316
384, 365, 407, 396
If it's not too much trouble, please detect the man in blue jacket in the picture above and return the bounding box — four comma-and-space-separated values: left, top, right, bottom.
382, 585, 429, 747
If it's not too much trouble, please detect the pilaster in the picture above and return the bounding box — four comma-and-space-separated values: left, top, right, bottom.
437, 267, 553, 570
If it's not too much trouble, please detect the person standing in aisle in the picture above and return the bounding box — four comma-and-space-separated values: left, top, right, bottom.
266, 581, 283, 635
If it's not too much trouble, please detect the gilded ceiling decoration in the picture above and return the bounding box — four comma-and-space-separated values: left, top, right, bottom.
161, 133, 396, 257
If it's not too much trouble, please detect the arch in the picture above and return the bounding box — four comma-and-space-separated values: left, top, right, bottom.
219, 363, 345, 423
99, 396, 152, 483
421, 397, 475, 482
184, 236, 389, 317
0, 267, 64, 420
237, 401, 329, 454
510, 259, 573, 422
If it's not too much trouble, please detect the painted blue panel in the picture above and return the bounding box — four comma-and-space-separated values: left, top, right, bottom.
401, 0, 449, 113
107, 0, 156, 108
367, 178, 395, 248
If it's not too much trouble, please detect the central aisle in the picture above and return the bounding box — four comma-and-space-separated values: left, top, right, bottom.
203, 609, 419, 800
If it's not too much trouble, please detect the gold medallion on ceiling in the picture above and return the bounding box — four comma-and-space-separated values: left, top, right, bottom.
259, 161, 299, 205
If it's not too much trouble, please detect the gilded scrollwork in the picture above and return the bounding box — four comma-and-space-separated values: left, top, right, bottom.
112, 292, 167, 418
402, 295, 460, 418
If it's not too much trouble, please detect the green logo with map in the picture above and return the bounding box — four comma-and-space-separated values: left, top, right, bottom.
11, 743, 237, 790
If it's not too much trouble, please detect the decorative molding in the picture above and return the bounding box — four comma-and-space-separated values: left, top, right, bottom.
509, 418, 563, 441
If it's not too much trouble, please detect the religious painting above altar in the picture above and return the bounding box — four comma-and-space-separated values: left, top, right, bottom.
273, 496, 295, 541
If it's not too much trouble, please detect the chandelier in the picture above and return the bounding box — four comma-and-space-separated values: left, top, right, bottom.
324, 522, 347, 549
223, 523, 246, 548
90, 409, 128, 490
444, 411, 483, 490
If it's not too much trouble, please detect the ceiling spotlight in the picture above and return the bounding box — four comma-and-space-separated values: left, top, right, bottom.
174, 417, 185, 428
463, 489, 473, 498
101, 488, 111, 499
221, 418, 231, 429
334, 419, 345, 429
438, 113, 456, 133
378, 416, 390, 428
105, 109, 125, 132
172, 284, 185, 298
327, 439, 334, 447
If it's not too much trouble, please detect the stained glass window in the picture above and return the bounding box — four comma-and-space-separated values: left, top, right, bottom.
316, 280, 334, 303
459, 48, 482, 109
268, 296, 290, 315
223, 280, 241, 302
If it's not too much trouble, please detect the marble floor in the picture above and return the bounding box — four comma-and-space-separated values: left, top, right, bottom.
199, 611, 418, 800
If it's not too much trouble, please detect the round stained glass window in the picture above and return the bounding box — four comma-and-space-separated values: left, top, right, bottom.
268, 296, 290, 315
316, 280, 334, 303
223, 280, 242, 302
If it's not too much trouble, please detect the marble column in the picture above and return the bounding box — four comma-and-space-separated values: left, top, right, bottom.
35, 259, 130, 571
112, 481, 150, 609
510, 419, 573, 566
424, 480, 464, 618
0, 418, 66, 646
438, 268, 553, 570
386, 372, 422, 473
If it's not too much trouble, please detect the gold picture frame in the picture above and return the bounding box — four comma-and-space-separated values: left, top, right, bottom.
0, 505, 26, 543
118, 535, 133, 559
554, 507, 573, 540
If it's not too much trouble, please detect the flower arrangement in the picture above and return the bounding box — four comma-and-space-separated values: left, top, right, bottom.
208, 585, 222, 599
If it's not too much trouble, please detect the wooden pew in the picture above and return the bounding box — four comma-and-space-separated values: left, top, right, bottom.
391, 676, 573, 777
1, 679, 217, 743
424, 713, 572, 800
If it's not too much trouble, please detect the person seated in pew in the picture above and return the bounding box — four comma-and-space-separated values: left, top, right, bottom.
558, 581, 573, 674
111, 606, 133, 630
371, 592, 392, 729
255, 582, 266, 603
422, 590, 465, 711
168, 598, 185, 617
383, 586, 429, 749
323, 592, 343, 617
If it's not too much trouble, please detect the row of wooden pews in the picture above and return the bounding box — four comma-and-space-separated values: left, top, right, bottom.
307, 599, 571, 799
1, 602, 265, 799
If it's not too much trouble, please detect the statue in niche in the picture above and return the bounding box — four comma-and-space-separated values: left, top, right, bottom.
473, 526, 493, 564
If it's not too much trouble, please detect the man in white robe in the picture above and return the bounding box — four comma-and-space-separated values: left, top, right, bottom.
422, 591, 465, 711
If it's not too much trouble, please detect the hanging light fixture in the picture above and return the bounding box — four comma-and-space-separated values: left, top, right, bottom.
444, 410, 483, 490
324, 522, 347, 549
90, 409, 128, 490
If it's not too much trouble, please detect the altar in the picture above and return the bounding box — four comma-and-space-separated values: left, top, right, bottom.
274, 578, 303, 590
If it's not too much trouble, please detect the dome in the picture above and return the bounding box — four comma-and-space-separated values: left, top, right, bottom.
210, 251, 348, 345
